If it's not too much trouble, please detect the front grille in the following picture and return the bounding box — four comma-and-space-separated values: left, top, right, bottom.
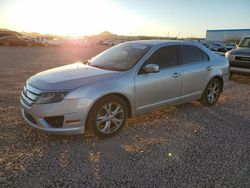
21, 83, 41, 106
24, 111, 37, 124
235, 56, 250, 62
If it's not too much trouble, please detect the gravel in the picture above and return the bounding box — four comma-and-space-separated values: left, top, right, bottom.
0, 46, 249, 188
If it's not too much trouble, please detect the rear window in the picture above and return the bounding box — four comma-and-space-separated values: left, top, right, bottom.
181, 45, 209, 64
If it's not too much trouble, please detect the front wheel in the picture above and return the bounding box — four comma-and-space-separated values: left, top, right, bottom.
87, 95, 128, 138
200, 78, 222, 106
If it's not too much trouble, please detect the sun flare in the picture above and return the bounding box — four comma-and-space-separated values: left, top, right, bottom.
9, 0, 138, 36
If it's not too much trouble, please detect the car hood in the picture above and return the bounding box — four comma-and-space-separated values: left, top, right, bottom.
28, 62, 120, 91
230, 47, 250, 55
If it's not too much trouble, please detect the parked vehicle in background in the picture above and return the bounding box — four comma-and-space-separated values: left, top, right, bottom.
203, 41, 236, 53
80, 40, 93, 47
213, 51, 225, 57
200, 41, 209, 48
20, 40, 229, 138
22, 37, 36, 46
95, 40, 104, 45
35, 36, 64, 47
225, 43, 236, 52
102, 40, 124, 46
0, 35, 29, 46
112, 40, 124, 46
226, 36, 250, 69
216, 43, 236, 53
102, 39, 114, 46
208, 42, 225, 52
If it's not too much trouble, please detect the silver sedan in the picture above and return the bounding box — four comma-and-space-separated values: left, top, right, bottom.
20, 40, 230, 138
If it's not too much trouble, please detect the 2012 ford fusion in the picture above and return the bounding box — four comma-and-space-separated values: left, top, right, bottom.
21, 40, 229, 138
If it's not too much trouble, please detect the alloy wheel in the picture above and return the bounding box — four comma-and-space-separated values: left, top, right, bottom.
207, 80, 220, 104
96, 102, 125, 134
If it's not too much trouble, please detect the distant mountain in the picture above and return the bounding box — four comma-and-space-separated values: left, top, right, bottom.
0, 29, 22, 37
20, 31, 42, 37
0, 28, 11, 31
20, 31, 63, 38
98, 31, 116, 36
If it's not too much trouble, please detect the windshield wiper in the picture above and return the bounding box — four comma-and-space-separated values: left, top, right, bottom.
82, 60, 103, 69
82, 60, 90, 65
84, 60, 122, 71
90, 64, 104, 69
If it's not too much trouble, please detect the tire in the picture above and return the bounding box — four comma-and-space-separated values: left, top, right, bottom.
87, 95, 128, 138
200, 78, 222, 106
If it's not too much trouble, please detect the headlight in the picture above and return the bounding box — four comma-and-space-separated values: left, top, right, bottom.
225, 52, 234, 60
35, 92, 67, 104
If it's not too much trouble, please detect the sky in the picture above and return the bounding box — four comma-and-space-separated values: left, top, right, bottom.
0, 0, 250, 37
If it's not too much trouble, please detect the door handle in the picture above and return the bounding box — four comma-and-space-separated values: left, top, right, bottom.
207, 66, 213, 71
171, 72, 182, 78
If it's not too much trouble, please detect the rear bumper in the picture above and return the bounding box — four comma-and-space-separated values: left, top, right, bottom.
20, 97, 94, 135
222, 72, 230, 86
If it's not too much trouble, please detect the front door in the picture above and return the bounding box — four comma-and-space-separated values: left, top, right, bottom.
135, 45, 183, 113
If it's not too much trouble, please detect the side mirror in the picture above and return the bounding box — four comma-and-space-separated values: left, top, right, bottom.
143, 64, 159, 73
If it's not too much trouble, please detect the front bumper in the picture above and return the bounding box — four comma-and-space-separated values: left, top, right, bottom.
21, 97, 94, 134
229, 60, 250, 69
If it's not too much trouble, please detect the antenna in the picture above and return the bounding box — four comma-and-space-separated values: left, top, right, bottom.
176, 32, 181, 39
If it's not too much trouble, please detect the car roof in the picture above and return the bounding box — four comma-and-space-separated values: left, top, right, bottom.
125, 39, 218, 60
125, 39, 200, 47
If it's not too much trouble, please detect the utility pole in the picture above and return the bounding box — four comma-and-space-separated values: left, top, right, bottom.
176, 32, 181, 39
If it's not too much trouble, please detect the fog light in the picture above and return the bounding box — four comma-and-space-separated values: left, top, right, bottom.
44, 116, 64, 128
24, 111, 37, 124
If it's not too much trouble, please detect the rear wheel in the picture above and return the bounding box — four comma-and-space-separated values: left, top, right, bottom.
87, 95, 128, 138
200, 78, 222, 106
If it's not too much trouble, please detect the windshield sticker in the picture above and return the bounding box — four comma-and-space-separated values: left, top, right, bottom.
132, 44, 147, 49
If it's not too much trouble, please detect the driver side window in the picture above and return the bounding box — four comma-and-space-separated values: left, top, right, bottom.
147, 46, 178, 69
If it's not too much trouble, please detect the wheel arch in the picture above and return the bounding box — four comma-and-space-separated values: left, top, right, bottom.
204, 75, 224, 93
212, 76, 224, 92
107, 93, 132, 118
84, 93, 132, 132
87, 93, 132, 119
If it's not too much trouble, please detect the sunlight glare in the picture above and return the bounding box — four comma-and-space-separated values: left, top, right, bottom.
10, 0, 138, 36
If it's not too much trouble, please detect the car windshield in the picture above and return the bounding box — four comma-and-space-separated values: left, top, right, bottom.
239, 37, 250, 48
89, 43, 152, 71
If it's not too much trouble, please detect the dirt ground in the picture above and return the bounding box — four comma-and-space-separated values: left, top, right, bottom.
0, 46, 249, 187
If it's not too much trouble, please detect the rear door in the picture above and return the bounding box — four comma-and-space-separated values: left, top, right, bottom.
179, 45, 211, 101
135, 45, 183, 113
